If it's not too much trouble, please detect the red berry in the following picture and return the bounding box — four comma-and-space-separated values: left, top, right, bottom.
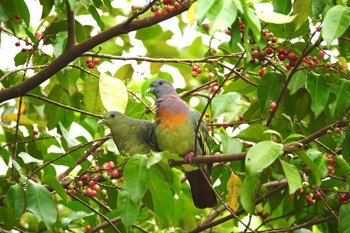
271, 37, 277, 43
318, 51, 325, 57
339, 64, 344, 71
334, 127, 341, 133
252, 49, 260, 56
325, 62, 332, 68
90, 190, 97, 196
163, 0, 170, 4
295, 188, 302, 194
312, 56, 318, 62
33, 130, 39, 135
328, 157, 334, 165
112, 170, 119, 178
34, 32, 41, 40
119, 177, 124, 182
239, 24, 245, 30
269, 102, 277, 110
302, 56, 309, 63
15, 14, 21, 20
86, 225, 91, 231
81, 174, 89, 180
86, 188, 93, 195
69, 189, 76, 195
203, 23, 210, 31
87, 62, 95, 69
174, 3, 181, 10
258, 68, 265, 77
265, 47, 273, 55
86, 58, 93, 64
93, 184, 100, 191
278, 54, 286, 61
239, 115, 244, 121
285, 63, 292, 70
205, 113, 210, 119
316, 26, 322, 32
310, 61, 317, 68
288, 52, 296, 60
315, 191, 322, 198
15, 41, 20, 47
93, 175, 99, 181
339, 194, 347, 201
206, 125, 212, 131
93, 59, 100, 65
94, 166, 100, 171
328, 165, 334, 174
154, 11, 162, 18
165, 5, 173, 13
88, 180, 95, 187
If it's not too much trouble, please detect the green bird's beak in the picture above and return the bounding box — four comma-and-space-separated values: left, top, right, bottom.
97, 119, 106, 125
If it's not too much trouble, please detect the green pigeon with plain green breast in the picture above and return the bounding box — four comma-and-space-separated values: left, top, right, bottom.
148, 79, 217, 209
98, 111, 156, 156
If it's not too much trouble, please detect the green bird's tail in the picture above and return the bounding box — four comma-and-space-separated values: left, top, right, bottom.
186, 170, 217, 208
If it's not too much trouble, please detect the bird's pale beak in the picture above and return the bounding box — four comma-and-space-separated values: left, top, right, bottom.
145, 87, 154, 94
97, 119, 106, 125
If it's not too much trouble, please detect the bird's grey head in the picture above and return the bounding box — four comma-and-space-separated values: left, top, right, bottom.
148, 79, 176, 98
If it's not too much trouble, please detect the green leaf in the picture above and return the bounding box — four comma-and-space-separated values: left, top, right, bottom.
306, 72, 329, 118
243, 4, 261, 41
287, 69, 307, 95
311, 0, 325, 18
280, 160, 301, 194
61, 211, 94, 229
118, 190, 140, 230
224, 79, 255, 95
99, 73, 128, 113
256, 12, 296, 24
343, 126, 350, 158
124, 155, 150, 202
4, 184, 26, 219
273, 0, 292, 14
322, 5, 350, 46
115, 64, 134, 81
293, 149, 321, 186
89, 5, 105, 30
42, 175, 68, 201
147, 151, 164, 169
257, 72, 283, 113
148, 166, 174, 225
329, 80, 350, 117
339, 203, 350, 233
27, 180, 58, 230
240, 173, 260, 214
84, 76, 105, 114
236, 124, 270, 142
18, 152, 43, 164
292, 0, 312, 31
245, 141, 283, 175
211, 92, 242, 119
220, 132, 243, 154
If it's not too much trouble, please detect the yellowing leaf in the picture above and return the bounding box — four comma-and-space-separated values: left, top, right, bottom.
2, 113, 35, 126
338, 56, 348, 71
187, 2, 197, 25
15, 98, 25, 113
226, 172, 242, 211
256, 12, 297, 24
99, 73, 128, 113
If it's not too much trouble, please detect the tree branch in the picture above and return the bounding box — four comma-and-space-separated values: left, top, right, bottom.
65, 1, 75, 50
0, 1, 190, 103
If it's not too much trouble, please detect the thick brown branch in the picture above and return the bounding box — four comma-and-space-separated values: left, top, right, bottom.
0, 2, 189, 103
66, 1, 75, 49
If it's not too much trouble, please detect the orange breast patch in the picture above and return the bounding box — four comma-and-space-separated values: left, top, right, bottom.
156, 110, 188, 129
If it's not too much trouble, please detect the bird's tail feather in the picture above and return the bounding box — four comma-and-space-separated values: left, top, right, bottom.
186, 170, 217, 209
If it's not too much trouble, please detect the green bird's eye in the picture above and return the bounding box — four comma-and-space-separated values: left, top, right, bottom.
111, 113, 115, 118
159, 81, 163, 85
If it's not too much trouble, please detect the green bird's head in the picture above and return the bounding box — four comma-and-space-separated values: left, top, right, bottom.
147, 79, 177, 98
98, 111, 124, 127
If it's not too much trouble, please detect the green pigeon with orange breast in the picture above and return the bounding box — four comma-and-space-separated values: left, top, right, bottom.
147, 79, 217, 209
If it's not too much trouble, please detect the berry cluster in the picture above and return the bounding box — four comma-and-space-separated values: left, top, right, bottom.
150, 0, 182, 18
191, 63, 202, 77
256, 211, 269, 219
85, 57, 100, 69
326, 154, 335, 174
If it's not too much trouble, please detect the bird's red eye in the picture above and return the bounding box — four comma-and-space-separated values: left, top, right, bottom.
111, 113, 115, 118
159, 81, 163, 85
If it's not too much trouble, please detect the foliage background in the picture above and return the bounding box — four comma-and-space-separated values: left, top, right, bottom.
0, 0, 350, 232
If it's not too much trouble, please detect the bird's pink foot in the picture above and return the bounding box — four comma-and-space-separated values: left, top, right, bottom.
185, 152, 195, 163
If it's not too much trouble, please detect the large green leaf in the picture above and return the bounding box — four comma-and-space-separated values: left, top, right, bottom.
306, 72, 329, 118
124, 154, 150, 202
241, 2, 261, 41
329, 80, 350, 117
257, 72, 283, 113
61, 211, 94, 229
256, 12, 296, 24
273, 0, 292, 14
293, 149, 322, 186
148, 166, 174, 225
245, 141, 283, 175
240, 173, 260, 214
211, 92, 241, 119
89, 5, 105, 30
236, 124, 270, 142
280, 160, 301, 194
84, 76, 105, 114
195, 0, 237, 34
4, 184, 26, 219
287, 69, 307, 95
117, 190, 141, 230
27, 180, 58, 230
42, 175, 68, 201
339, 203, 350, 233
292, 0, 311, 31
322, 5, 350, 46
